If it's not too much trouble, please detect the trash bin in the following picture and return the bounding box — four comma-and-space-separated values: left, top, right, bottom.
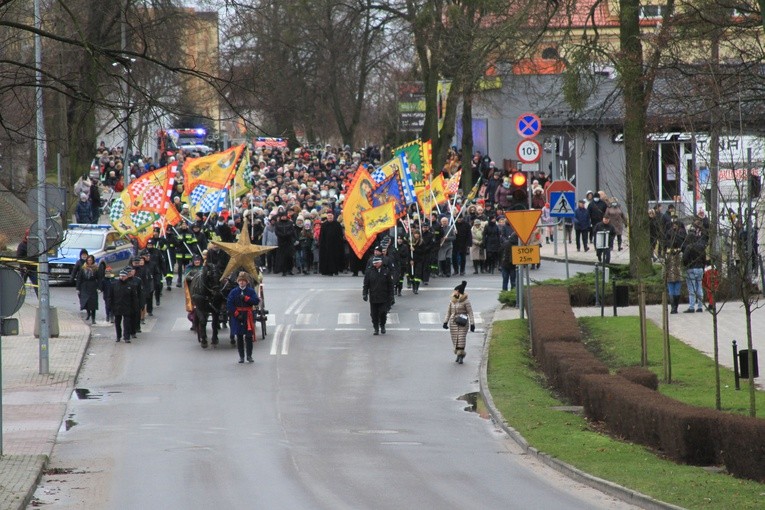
34, 306, 60, 338
738, 349, 759, 379
615, 285, 630, 307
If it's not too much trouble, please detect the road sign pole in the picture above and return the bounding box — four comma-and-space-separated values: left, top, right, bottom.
34, 0, 49, 375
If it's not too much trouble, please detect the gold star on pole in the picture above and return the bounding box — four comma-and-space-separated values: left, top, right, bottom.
210, 219, 276, 281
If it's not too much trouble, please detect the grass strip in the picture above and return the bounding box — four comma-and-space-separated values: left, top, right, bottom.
487, 319, 765, 509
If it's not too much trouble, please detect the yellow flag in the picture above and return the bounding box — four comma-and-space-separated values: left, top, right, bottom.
416, 187, 435, 217
362, 201, 396, 238
232, 147, 252, 198
431, 174, 448, 204
342, 167, 376, 259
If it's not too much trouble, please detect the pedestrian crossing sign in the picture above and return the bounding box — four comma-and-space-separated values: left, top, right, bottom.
549, 191, 575, 218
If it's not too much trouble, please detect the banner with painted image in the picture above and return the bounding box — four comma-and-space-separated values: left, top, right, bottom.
362, 201, 396, 238
342, 167, 376, 259
369, 172, 407, 218
393, 140, 424, 187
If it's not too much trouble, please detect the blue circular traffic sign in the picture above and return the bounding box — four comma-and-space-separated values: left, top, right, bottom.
516, 113, 542, 138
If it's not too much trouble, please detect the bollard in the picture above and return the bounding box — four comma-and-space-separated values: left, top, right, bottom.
733, 340, 740, 390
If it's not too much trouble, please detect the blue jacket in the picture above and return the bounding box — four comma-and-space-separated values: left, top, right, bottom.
226, 285, 260, 337
574, 207, 591, 230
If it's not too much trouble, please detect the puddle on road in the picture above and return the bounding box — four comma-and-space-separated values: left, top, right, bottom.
64, 417, 77, 431
73, 388, 122, 400
458, 392, 491, 420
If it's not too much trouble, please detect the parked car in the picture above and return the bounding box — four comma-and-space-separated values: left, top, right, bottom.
48, 224, 134, 283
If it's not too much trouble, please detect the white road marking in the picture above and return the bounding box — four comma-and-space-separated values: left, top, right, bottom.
338, 313, 359, 325
281, 325, 292, 355
171, 318, 190, 332
270, 324, 284, 355
296, 313, 318, 325
335, 328, 366, 331
292, 328, 327, 332
418, 312, 441, 324
386, 313, 399, 324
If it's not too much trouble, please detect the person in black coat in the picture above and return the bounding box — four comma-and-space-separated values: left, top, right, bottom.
482, 216, 501, 274
587, 195, 607, 244
76, 255, 101, 324
362, 256, 394, 335
592, 216, 616, 264
140, 249, 162, 316
109, 268, 138, 342
452, 215, 471, 276
274, 213, 297, 275
319, 211, 345, 275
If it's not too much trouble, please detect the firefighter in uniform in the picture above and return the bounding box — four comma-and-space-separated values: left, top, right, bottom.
173, 222, 198, 287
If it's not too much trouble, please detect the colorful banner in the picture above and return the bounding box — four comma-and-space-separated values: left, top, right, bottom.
362, 201, 396, 238
342, 167, 376, 259
110, 164, 182, 247
445, 170, 462, 196
371, 157, 400, 183
369, 172, 407, 218
431, 174, 448, 205
394, 140, 424, 187
416, 187, 436, 217
180, 144, 245, 217
232, 147, 252, 198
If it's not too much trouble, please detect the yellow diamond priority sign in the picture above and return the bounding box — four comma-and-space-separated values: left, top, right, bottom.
504, 210, 542, 245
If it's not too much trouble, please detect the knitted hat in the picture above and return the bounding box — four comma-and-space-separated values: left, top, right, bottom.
236, 271, 251, 283
119, 268, 131, 277
454, 280, 467, 294
372, 256, 383, 264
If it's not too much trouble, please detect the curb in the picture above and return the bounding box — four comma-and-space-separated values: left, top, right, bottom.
478, 306, 684, 510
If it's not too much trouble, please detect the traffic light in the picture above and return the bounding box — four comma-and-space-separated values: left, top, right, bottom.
510, 170, 528, 209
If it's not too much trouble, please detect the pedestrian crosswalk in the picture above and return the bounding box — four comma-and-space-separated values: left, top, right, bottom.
153, 310, 486, 357
167, 310, 484, 332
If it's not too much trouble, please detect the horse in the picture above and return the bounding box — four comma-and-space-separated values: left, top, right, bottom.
189, 264, 226, 348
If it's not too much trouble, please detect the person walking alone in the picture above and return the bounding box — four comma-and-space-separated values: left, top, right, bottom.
442, 280, 475, 364
76, 255, 101, 324
110, 268, 137, 343
227, 272, 260, 363
363, 256, 394, 335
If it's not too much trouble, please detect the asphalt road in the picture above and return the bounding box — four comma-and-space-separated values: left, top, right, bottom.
30, 262, 635, 509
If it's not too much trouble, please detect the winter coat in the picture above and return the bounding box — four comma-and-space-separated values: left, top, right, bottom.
665, 249, 683, 282
109, 278, 137, 316
75, 200, 93, 224
444, 293, 475, 353
587, 199, 607, 225
469, 223, 486, 261
263, 223, 279, 247
574, 206, 591, 231
605, 205, 627, 235
437, 225, 456, 261
76, 263, 100, 311
682, 240, 706, 269
226, 285, 260, 337
494, 185, 513, 209
363, 264, 394, 305
453, 220, 472, 253
593, 221, 616, 250
483, 221, 501, 254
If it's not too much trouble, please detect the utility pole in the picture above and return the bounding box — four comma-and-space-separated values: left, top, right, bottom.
34, 0, 50, 375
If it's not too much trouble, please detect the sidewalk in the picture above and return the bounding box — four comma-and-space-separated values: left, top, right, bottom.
0, 302, 90, 510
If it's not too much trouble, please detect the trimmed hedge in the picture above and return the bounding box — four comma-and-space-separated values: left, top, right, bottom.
527, 286, 580, 358
541, 342, 609, 405
525, 284, 765, 481
616, 366, 659, 390
580, 374, 720, 466
718, 413, 765, 482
